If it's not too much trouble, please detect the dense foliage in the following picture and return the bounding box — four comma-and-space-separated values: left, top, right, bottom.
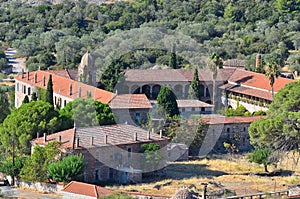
157, 85, 179, 117
20, 141, 61, 182
249, 81, 300, 152
0, 90, 10, 123
0, 100, 60, 154
248, 147, 275, 172
48, 154, 84, 183
59, 98, 115, 129
188, 68, 201, 100
45, 74, 54, 106
0, 0, 298, 86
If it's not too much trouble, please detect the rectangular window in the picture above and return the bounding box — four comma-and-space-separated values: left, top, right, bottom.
135, 113, 140, 124
191, 107, 195, 111
181, 108, 185, 112
16, 83, 19, 92
23, 85, 26, 94
28, 87, 31, 96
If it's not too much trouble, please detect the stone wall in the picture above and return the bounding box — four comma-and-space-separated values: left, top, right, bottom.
19, 181, 64, 193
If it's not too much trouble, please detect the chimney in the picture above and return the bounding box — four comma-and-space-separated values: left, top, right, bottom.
78, 87, 81, 98
43, 133, 47, 143
256, 54, 261, 68
104, 134, 108, 144
69, 84, 72, 96
147, 131, 151, 140
34, 72, 37, 83
21, 69, 24, 79
160, 130, 163, 138
43, 75, 46, 86
76, 138, 80, 148
90, 136, 94, 146
58, 135, 61, 142
27, 72, 30, 80
37, 132, 40, 138
134, 132, 138, 141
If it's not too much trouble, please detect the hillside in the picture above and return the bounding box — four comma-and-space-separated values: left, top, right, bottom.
0, 0, 299, 89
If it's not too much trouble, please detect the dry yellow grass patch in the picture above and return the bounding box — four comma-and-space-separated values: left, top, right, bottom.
108, 153, 300, 196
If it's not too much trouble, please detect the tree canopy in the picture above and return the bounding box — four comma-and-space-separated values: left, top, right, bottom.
0, 90, 10, 123
188, 68, 201, 100
48, 154, 84, 183
157, 85, 180, 117
249, 81, 300, 152
0, 100, 60, 154
59, 98, 115, 128
45, 74, 54, 106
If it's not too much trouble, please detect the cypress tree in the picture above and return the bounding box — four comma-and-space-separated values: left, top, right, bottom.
23, 95, 29, 104
169, 44, 177, 69
157, 85, 179, 117
31, 92, 37, 101
45, 74, 54, 106
188, 68, 200, 100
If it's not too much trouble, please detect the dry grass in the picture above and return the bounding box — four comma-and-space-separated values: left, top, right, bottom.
108, 153, 300, 196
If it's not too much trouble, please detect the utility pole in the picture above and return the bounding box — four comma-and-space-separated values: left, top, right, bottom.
12, 136, 15, 187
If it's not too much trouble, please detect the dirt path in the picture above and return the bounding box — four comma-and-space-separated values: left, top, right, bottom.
0, 186, 62, 199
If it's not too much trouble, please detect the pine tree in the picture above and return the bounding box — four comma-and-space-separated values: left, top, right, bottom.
188, 68, 200, 100
45, 74, 54, 106
157, 85, 179, 117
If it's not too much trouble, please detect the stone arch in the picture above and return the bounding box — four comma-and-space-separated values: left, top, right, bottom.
142, 85, 151, 98
131, 85, 140, 94
184, 84, 189, 98
199, 84, 205, 97
174, 84, 183, 98
152, 84, 161, 99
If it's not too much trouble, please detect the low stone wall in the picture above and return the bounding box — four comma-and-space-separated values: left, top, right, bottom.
19, 181, 64, 193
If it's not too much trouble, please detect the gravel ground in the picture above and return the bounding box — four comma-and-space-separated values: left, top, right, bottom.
0, 186, 62, 199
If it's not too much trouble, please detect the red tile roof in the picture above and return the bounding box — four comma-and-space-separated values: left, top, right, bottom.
15, 70, 115, 104
31, 128, 75, 149
109, 94, 152, 109
47, 69, 78, 80
202, 116, 265, 125
62, 181, 114, 197
228, 68, 294, 92
219, 83, 273, 101
125, 68, 235, 83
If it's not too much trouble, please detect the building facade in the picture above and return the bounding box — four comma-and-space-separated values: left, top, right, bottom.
31, 124, 168, 184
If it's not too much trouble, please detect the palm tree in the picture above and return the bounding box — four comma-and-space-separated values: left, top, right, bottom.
265, 62, 280, 100
209, 52, 223, 112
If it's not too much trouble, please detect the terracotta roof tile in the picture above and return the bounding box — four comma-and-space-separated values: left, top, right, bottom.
125, 68, 236, 83
219, 83, 273, 101
62, 181, 114, 197
31, 128, 75, 149
15, 70, 115, 104
228, 68, 294, 92
202, 116, 265, 125
47, 69, 78, 80
109, 94, 152, 109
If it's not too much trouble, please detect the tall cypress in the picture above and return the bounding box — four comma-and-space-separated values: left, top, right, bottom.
169, 44, 177, 69
157, 85, 180, 117
45, 74, 54, 106
188, 68, 200, 100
